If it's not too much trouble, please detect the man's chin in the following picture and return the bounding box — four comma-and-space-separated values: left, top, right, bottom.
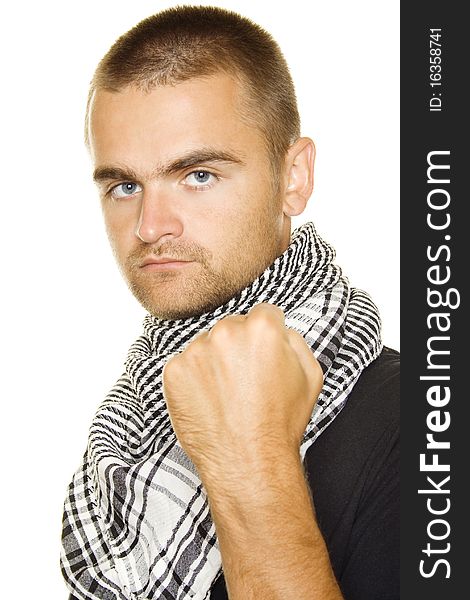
143, 298, 228, 321
130, 284, 238, 321
126, 266, 256, 320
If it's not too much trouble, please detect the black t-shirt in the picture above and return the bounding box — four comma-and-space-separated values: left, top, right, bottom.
210, 347, 400, 600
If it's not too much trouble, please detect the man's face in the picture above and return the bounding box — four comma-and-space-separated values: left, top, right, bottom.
89, 73, 291, 319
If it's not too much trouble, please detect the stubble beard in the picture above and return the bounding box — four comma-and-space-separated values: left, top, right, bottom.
117, 191, 285, 321
122, 235, 281, 320
125, 254, 244, 320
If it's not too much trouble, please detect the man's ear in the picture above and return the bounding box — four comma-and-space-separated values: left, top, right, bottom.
282, 137, 315, 217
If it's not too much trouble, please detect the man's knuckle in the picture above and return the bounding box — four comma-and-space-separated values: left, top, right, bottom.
209, 319, 237, 342
248, 303, 284, 330
163, 355, 180, 380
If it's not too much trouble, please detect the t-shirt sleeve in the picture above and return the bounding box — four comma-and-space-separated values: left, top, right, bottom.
304, 348, 400, 600
338, 422, 399, 600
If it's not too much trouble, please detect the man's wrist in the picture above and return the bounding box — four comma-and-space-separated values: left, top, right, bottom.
203, 448, 311, 526
203, 449, 344, 600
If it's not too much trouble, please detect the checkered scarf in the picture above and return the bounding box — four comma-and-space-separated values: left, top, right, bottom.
61, 222, 382, 599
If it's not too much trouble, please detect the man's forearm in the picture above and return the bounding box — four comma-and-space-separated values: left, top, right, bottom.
162, 304, 335, 597
205, 452, 344, 600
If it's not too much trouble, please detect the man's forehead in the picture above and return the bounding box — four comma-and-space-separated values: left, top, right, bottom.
89, 74, 249, 142
87, 73, 266, 171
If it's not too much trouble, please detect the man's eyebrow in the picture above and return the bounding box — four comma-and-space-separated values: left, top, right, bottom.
159, 149, 245, 176
93, 149, 245, 184
93, 166, 139, 184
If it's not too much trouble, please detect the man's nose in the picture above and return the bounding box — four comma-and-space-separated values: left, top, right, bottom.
135, 187, 183, 244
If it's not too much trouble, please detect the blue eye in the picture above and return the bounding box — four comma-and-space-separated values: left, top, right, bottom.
193, 171, 211, 183
184, 170, 216, 188
111, 182, 142, 199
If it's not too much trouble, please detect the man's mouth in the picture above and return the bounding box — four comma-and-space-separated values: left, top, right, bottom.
139, 256, 194, 271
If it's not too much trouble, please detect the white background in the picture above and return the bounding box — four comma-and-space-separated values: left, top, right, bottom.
0, 1, 399, 596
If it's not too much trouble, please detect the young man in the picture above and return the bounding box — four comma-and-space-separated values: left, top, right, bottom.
61, 6, 399, 599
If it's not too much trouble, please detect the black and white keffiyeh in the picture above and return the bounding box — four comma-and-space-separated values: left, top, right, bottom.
61, 222, 382, 599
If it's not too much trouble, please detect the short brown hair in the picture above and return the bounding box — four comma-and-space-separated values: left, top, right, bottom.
86, 5, 300, 170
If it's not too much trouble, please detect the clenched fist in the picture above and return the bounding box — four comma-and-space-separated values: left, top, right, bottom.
162, 303, 323, 488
